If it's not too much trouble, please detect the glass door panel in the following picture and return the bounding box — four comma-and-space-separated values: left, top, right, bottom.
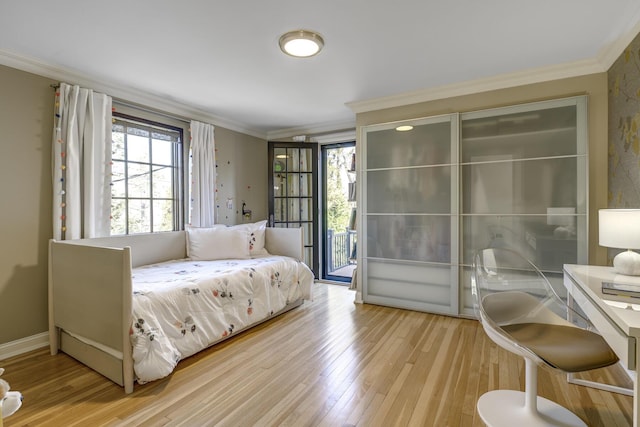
269, 142, 318, 275
459, 96, 588, 315
321, 142, 357, 283
361, 114, 458, 315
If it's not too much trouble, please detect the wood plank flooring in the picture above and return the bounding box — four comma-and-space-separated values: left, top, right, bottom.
2, 283, 634, 426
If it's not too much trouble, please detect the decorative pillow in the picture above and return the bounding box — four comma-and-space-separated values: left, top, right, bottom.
186, 226, 251, 260
229, 220, 269, 257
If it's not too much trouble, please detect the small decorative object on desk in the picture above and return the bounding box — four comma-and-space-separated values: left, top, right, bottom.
0, 368, 22, 425
602, 281, 640, 298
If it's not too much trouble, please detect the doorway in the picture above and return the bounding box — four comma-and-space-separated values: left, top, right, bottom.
268, 141, 319, 276
322, 142, 356, 283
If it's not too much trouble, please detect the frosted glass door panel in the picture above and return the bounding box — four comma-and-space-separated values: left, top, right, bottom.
367, 166, 452, 214
461, 215, 584, 272
367, 121, 451, 169
461, 105, 581, 163
366, 260, 453, 313
461, 156, 585, 214
367, 215, 451, 263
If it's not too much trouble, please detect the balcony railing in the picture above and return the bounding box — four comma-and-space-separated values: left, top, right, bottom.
327, 229, 357, 274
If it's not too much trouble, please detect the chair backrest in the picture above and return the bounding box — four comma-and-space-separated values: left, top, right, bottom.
472, 247, 590, 360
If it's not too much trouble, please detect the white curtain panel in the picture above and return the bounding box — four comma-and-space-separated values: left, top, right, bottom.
52, 83, 113, 240
190, 120, 216, 227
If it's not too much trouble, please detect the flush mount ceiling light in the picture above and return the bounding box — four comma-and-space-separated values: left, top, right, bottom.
395, 125, 414, 132
279, 30, 324, 58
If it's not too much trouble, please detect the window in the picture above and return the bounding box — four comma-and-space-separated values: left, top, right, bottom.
111, 113, 183, 234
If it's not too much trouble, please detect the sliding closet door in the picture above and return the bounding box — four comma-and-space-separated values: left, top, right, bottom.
268, 141, 318, 276
360, 114, 459, 314
458, 96, 588, 315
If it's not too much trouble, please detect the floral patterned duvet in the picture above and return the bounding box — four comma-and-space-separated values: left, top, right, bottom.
129, 255, 313, 383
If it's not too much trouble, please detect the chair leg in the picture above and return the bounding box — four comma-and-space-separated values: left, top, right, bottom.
476, 357, 587, 426
524, 358, 538, 415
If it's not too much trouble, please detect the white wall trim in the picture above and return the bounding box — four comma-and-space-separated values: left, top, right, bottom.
0, 48, 268, 140
266, 119, 356, 141
597, 14, 640, 71
310, 129, 356, 144
0, 332, 48, 361
346, 58, 605, 114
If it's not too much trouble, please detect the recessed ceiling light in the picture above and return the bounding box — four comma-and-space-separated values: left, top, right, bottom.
395, 125, 414, 132
279, 30, 324, 58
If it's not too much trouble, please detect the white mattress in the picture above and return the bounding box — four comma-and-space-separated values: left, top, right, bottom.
129, 255, 313, 383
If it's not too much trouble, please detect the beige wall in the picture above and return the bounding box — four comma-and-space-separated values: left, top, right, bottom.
356, 73, 609, 265
0, 65, 56, 343
214, 126, 268, 225
0, 64, 268, 346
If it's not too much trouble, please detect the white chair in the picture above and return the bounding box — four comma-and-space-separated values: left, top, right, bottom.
472, 247, 618, 427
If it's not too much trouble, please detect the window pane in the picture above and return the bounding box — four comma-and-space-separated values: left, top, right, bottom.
300, 173, 312, 197
128, 163, 150, 197
152, 166, 173, 198
287, 149, 300, 172
127, 134, 150, 163
112, 131, 125, 160
287, 174, 299, 196
128, 199, 151, 233
274, 173, 285, 197
111, 199, 126, 235
112, 160, 126, 197
152, 138, 173, 166
111, 115, 182, 236
274, 148, 287, 172
300, 198, 312, 221
288, 199, 300, 221
153, 199, 173, 232
274, 198, 285, 222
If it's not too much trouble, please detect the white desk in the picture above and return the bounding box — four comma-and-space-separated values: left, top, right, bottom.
563, 264, 640, 426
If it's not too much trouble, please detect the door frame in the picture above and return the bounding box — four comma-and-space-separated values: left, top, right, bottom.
321, 141, 356, 283
268, 141, 319, 276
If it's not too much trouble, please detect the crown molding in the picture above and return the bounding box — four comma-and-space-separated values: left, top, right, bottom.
597, 12, 640, 70
266, 119, 355, 141
309, 129, 356, 144
346, 58, 606, 114
0, 48, 268, 140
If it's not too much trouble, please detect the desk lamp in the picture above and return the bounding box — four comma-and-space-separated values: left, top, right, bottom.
599, 209, 640, 276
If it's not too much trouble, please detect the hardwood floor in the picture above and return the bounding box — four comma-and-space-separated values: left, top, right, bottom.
2, 283, 634, 426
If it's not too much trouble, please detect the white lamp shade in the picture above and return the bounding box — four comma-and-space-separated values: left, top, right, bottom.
599, 209, 640, 249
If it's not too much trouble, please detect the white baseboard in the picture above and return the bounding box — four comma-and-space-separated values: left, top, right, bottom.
0, 332, 49, 361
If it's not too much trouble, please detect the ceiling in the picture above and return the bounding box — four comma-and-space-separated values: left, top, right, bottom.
1, 1, 640, 140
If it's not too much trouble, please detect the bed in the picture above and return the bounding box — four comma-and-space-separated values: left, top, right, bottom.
48, 225, 314, 393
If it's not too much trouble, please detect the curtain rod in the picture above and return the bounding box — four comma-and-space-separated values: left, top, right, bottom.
50, 83, 190, 125
113, 99, 191, 125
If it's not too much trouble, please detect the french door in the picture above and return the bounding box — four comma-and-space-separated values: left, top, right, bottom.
268, 141, 318, 276
321, 142, 356, 283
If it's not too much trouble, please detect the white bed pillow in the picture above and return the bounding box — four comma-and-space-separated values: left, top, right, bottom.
229, 220, 269, 257
186, 226, 251, 260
